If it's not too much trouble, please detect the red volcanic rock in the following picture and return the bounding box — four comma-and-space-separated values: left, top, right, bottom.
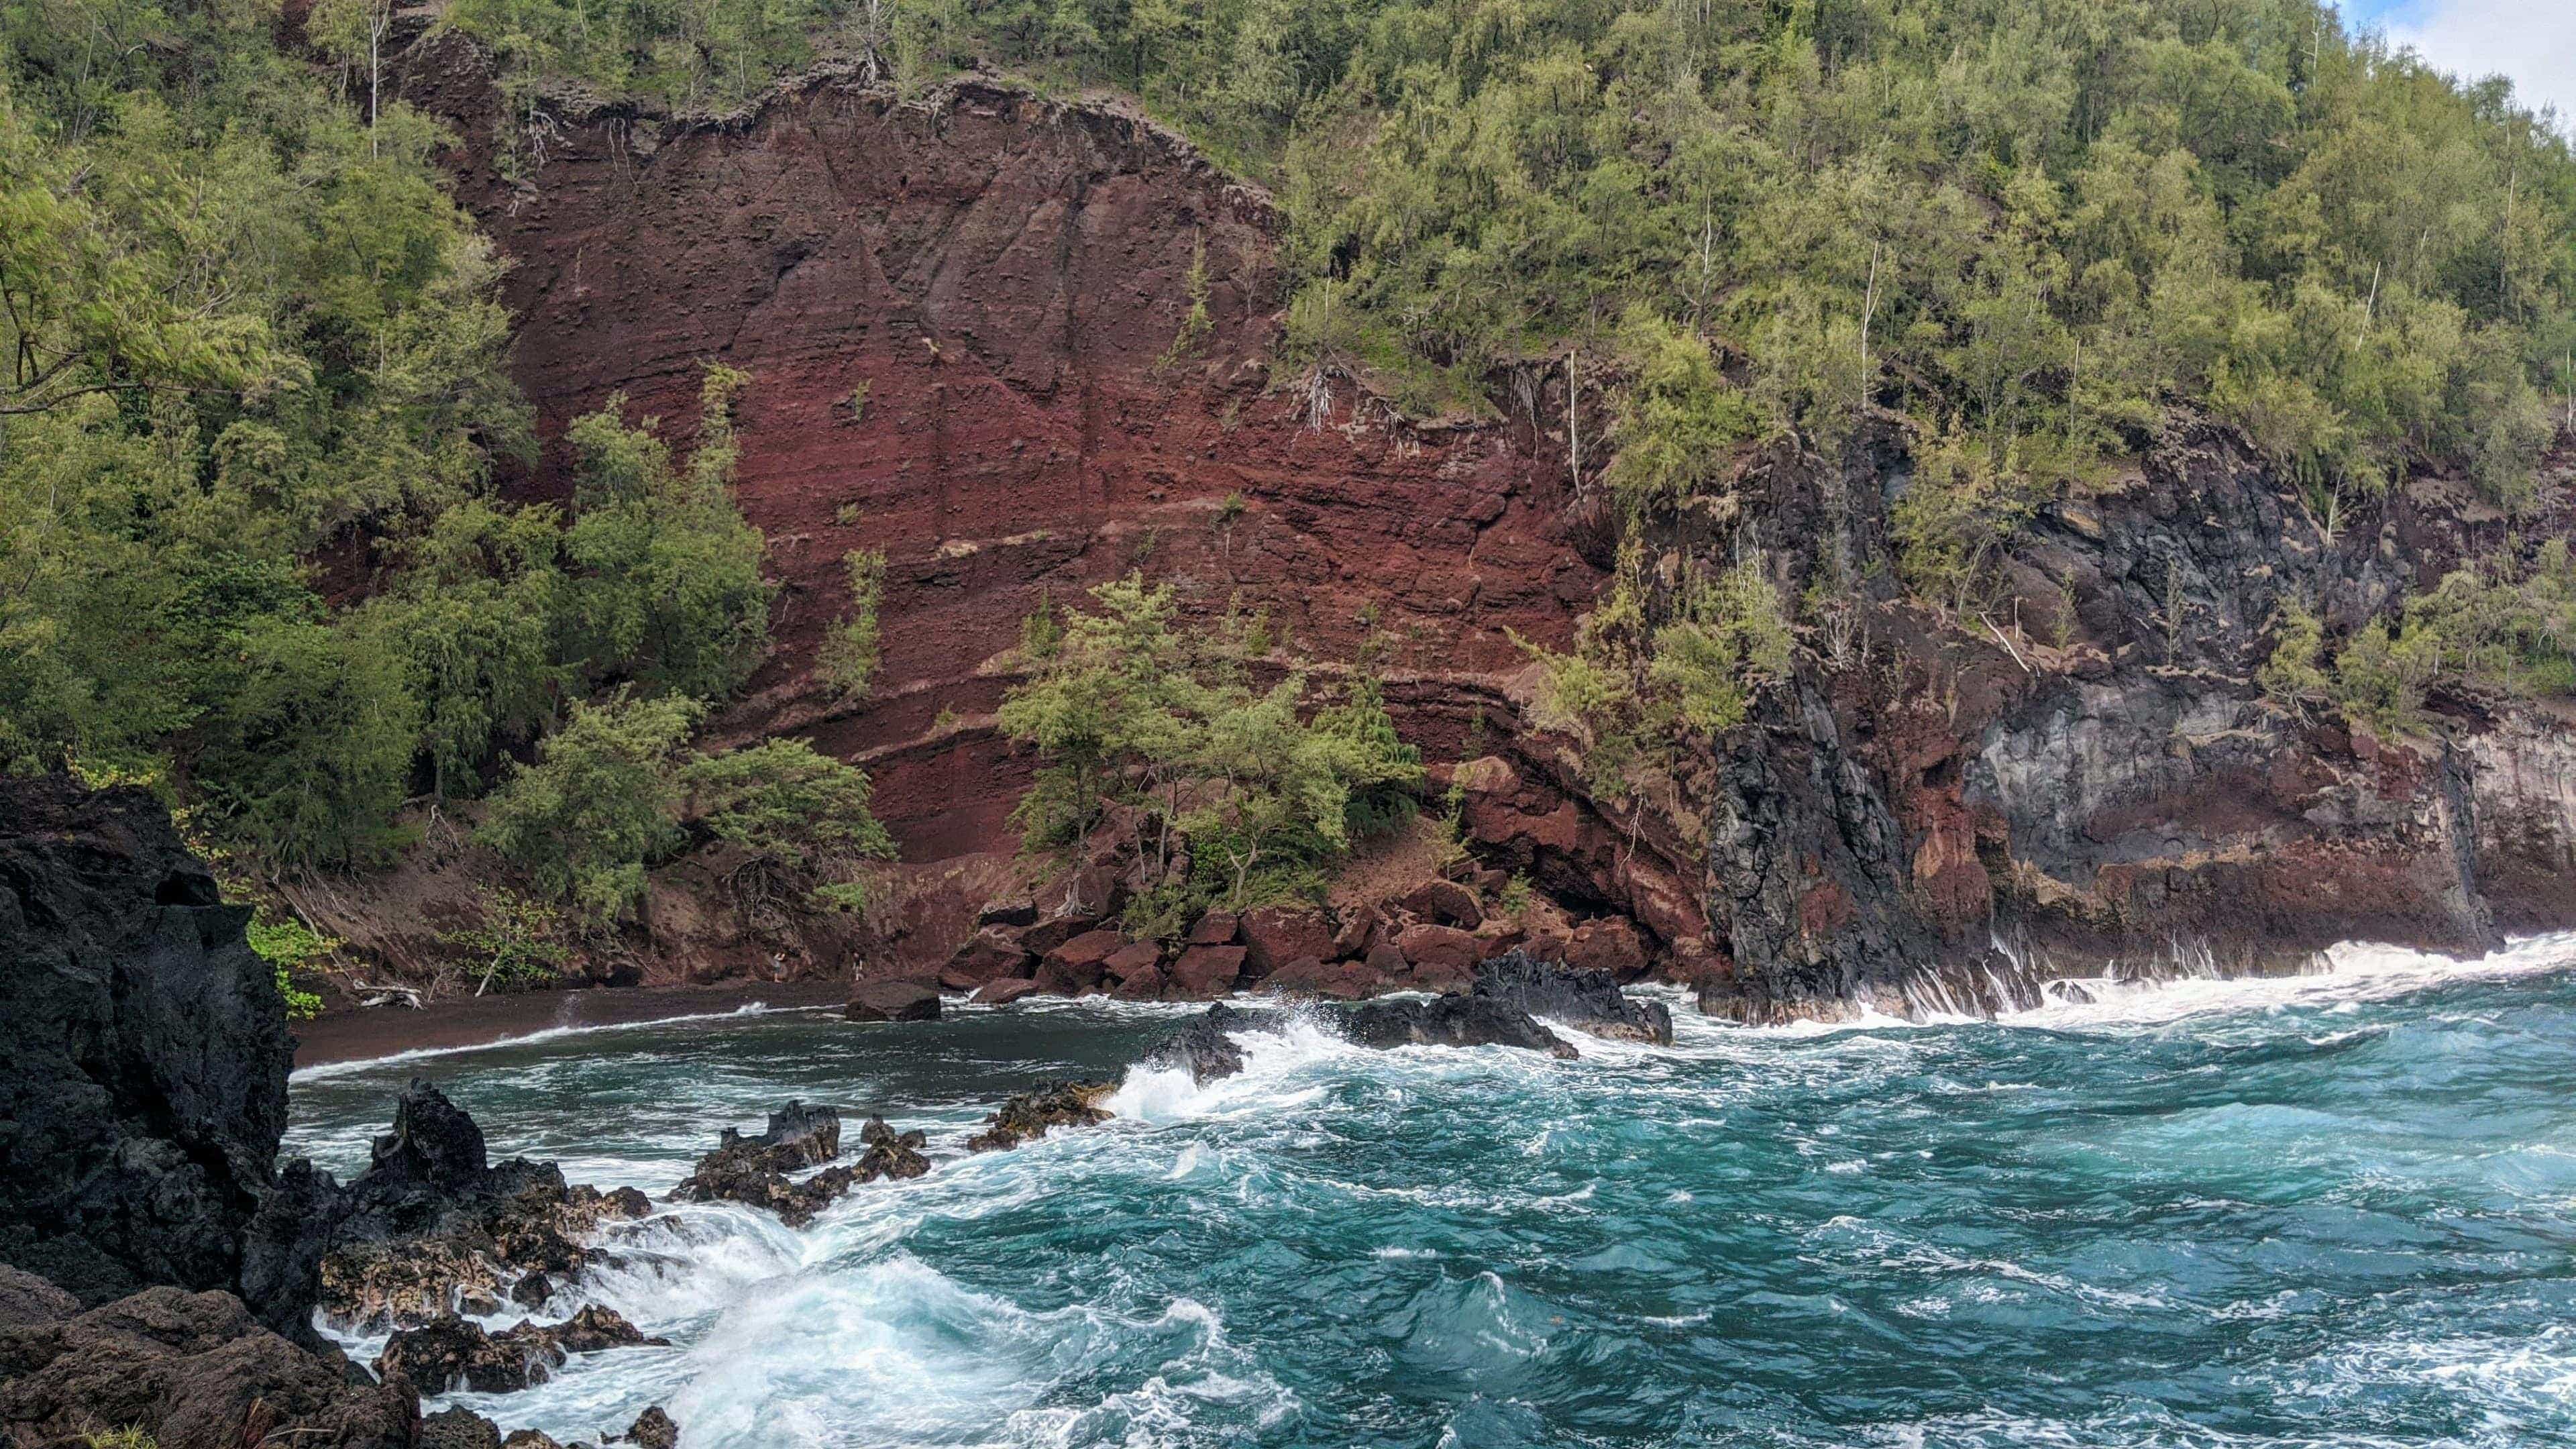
397, 58, 1596, 869
971, 978, 1043, 1006
1185, 911, 1240, 947
1036, 930, 1128, 994
1262, 957, 1378, 1001
1168, 945, 1246, 999
1401, 918, 1483, 974
1102, 941, 1163, 984
940, 928, 1036, 987
1238, 907, 1336, 980
1402, 879, 1484, 929
1018, 916, 1102, 958
1364, 940, 1410, 981
1111, 965, 1167, 1000
1563, 918, 1650, 981
1330, 904, 1384, 957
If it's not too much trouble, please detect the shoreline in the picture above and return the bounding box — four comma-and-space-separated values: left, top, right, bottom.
292, 977, 852, 1067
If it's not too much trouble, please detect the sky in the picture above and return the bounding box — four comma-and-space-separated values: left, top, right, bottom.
2337, 0, 2576, 129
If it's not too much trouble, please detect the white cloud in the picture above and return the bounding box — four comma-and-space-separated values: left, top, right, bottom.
2375, 0, 2576, 131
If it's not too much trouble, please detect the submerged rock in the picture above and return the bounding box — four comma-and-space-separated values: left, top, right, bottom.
1339, 995, 1579, 1059
1471, 950, 1674, 1044
375, 1305, 665, 1395
967, 1082, 1116, 1152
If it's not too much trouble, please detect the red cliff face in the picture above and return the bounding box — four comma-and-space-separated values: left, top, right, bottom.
382, 40, 2575, 1015
404, 48, 1597, 861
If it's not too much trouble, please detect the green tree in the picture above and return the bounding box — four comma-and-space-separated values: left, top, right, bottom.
478, 690, 704, 926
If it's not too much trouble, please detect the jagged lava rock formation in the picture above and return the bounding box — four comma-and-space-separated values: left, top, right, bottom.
0, 777, 294, 1309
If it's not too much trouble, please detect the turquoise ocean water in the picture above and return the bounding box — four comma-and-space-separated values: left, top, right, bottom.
287, 933, 2576, 1448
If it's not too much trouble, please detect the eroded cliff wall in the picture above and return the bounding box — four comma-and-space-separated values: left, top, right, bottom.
388, 38, 2576, 1017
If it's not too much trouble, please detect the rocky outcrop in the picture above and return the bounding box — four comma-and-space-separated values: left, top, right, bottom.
0, 777, 294, 1311
967, 1082, 1116, 1152
251, 1079, 650, 1334
1340, 995, 1580, 1059
0, 1286, 417, 1449
1140, 1002, 1278, 1083
671, 1102, 927, 1224
376, 1305, 666, 1395
1471, 951, 1673, 1044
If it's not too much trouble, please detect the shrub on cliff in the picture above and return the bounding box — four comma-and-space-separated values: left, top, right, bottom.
564, 367, 775, 702
1000, 572, 1423, 914
482, 695, 898, 928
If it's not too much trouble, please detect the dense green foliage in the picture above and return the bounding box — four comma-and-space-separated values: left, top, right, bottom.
2263, 543, 2576, 733
0, 1, 885, 932
447, 0, 2572, 520
1000, 574, 1423, 925
1517, 545, 1794, 797
246, 914, 335, 1019
480, 692, 896, 926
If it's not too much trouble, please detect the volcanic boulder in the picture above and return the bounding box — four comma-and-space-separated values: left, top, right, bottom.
1340, 995, 1580, 1059
847, 980, 943, 1022
967, 1082, 1116, 1152
375, 1305, 666, 1395
1471, 950, 1674, 1044
0, 1286, 417, 1449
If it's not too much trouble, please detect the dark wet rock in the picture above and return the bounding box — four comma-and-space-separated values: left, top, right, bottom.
1472, 949, 1673, 1044
254, 1081, 652, 1336
967, 1082, 1115, 1152
847, 979, 943, 1022
421, 1406, 507, 1449
503, 1431, 571, 1449
1141, 1004, 1283, 1085
1339, 995, 1579, 1059
674, 1104, 857, 1227
855, 1117, 931, 1181
616, 1405, 681, 1449
972, 977, 1044, 1005
376, 1305, 665, 1395
0, 1286, 415, 1449
0, 777, 294, 1318
739, 1102, 843, 1167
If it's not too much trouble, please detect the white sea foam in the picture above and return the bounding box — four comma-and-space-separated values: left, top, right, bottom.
290, 1002, 816, 1081
1996, 930, 2576, 1032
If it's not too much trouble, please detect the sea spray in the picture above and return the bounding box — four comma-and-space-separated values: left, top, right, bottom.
289, 936, 2576, 1448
